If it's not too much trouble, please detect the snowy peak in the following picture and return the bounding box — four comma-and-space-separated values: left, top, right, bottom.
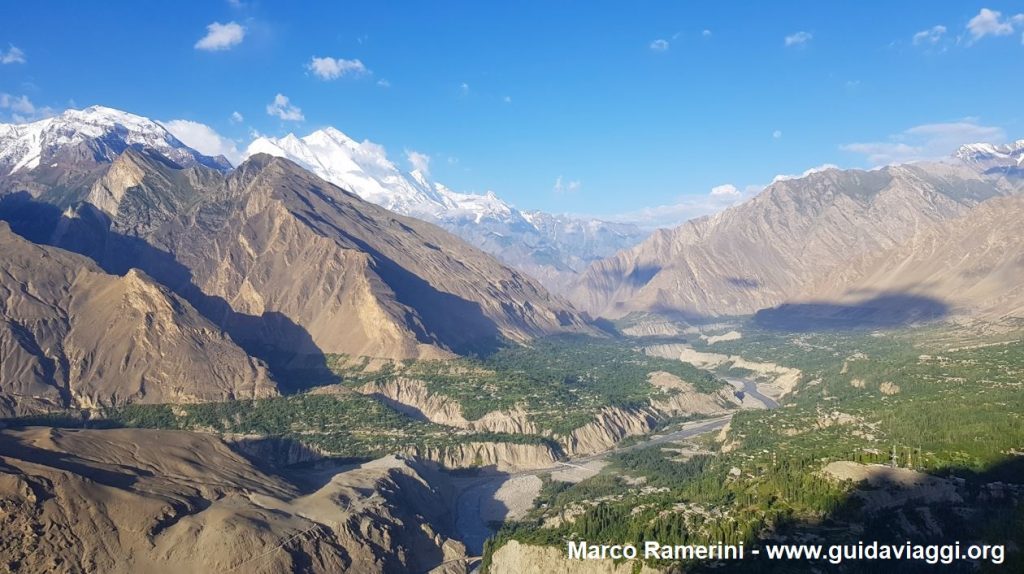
955, 139, 1024, 171
0, 105, 230, 176
243, 129, 517, 224
240, 124, 648, 292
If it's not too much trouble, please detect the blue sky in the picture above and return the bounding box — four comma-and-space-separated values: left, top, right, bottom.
2, 1, 1024, 224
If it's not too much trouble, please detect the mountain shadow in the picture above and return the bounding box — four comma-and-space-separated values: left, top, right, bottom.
754, 293, 949, 332
0, 192, 338, 392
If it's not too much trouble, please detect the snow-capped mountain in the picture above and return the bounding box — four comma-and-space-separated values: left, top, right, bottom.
245, 129, 648, 292
247, 128, 524, 225
0, 106, 230, 176
955, 140, 1024, 173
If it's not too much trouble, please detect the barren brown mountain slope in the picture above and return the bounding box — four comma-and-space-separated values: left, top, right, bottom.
53, 151, 591, 361
0, 427, 467, 574
799, 193, 1024, 321
0, 222, 275, 416
570, 163, 1014, 320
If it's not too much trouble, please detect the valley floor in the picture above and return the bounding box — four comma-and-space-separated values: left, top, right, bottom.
2, 321, 1022, 573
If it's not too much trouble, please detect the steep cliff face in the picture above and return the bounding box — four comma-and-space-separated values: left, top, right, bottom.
225, 435, 330, 467
563, 406, 662, 456
647, 371, 741, 415
361, 378, 470, 427
470, 407, 539, 435
406, 441, 561, 473
0, 427, 468, 574
361, 377, 540, 434
571, 163, 1011, 319
0, 222, 276, 415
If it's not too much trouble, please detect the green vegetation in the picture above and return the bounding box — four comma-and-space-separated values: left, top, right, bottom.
4, 334, 727, 465
9, 392, 559, 460
329, 334, 726, 436
484, 325, 1024, 572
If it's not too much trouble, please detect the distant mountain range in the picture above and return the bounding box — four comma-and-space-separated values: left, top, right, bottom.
246, 128, 648, 292
569, 143, 1024, 327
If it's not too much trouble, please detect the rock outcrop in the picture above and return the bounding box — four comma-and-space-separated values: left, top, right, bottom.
563, 406, 662, 456
361, 377, 540, 434
361, 377, 470, 427
406, 441, 561, 473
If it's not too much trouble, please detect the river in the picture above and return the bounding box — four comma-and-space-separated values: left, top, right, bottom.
451, 377, 779, 559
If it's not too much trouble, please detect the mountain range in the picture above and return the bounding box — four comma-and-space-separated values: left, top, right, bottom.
569, 146, 1024, 327
0, 106, 593, 413
245, 128, 648, 292
2, 104, 1024, 413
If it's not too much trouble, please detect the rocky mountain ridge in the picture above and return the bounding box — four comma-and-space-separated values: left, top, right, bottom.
43, 149, 592, 365
570, 158, 1023, 323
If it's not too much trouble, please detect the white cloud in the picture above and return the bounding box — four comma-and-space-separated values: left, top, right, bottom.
553, 176, 582, 194
840, 120, 1005, 166
405, 149, 431, 175
966, 8, 1021, 42
1, 45, 26, 64
377, 79, 391, 87
459, 82, 470, 96
770, 164, 840, 184
230, 111, 244, 123
266, 93, 304, 121
160, 119, 242, 165
772, 130, 783, 139
710, 184, 740, 198
702, 29, 712, 37
784, 31, 813, 47
307, 56, 369, 80
0, 93, 53, 123
195, 21, 246, 51
912, 25, 947, 45
649, 39, 670, 52
609, 184, 756, 229
0, 93, 34, 114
